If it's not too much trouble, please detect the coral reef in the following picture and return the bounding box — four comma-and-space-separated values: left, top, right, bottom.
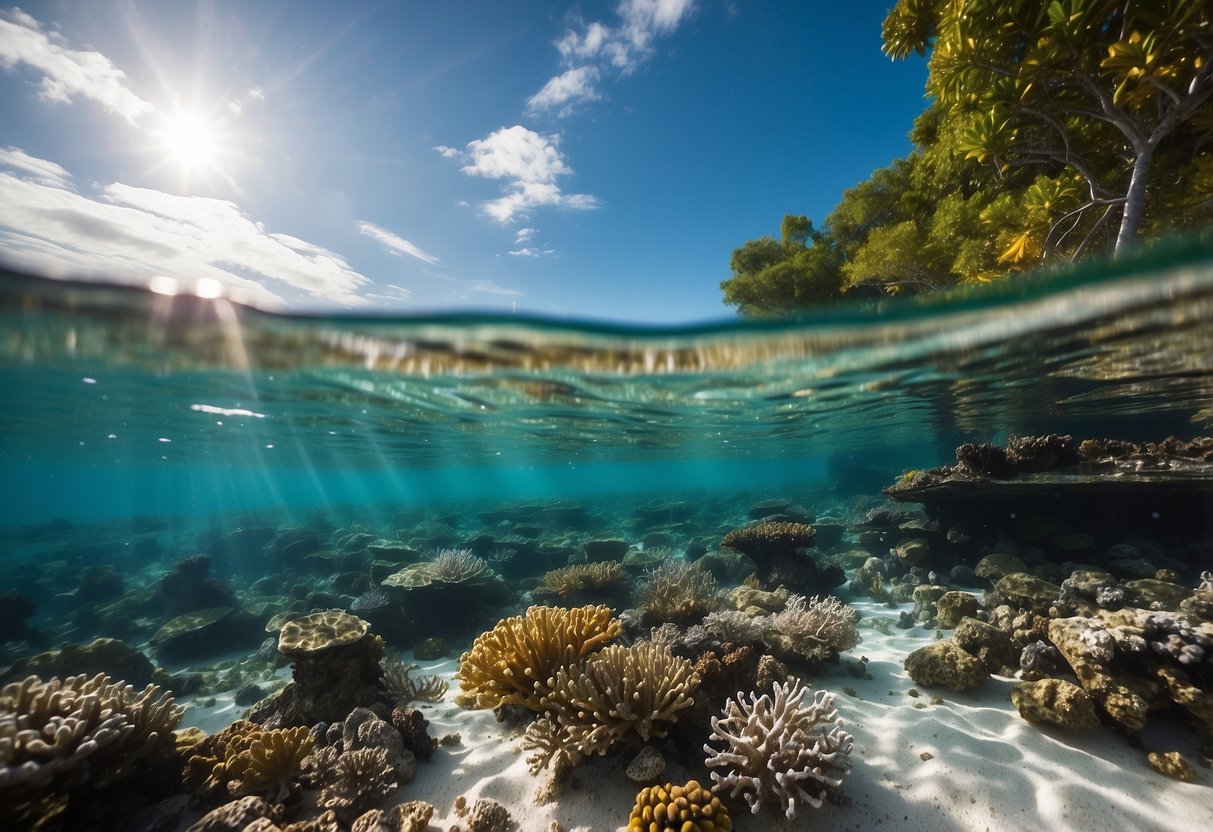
767, 594, 861, 662
703, 678, 853, 819
700, 610, 767, 645
0, 673, 184, 830
635, 560, 724, 625
721, 521, 816, 589
185, 796, 281, 832
390, 706, 439, 760
540, 641, 700, 757
449, 797, 513, 832
184, 720, 314, 803
0, 637, 160, 688
350, 802, 434, 832
537, 561, 628, 602
1010, 678, 1100, 733
456, 604, 622, 710
627, 780, 732, 831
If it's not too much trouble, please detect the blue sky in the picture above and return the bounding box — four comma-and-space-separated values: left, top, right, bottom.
0, 1, 926, 322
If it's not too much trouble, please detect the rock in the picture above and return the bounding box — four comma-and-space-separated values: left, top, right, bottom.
1047, 614, 1149, 733
1146, 751, 1198, 782
936, 592, 981, 628
893, 537, 931, 567
993, 573, 1062, 609
0, 637, 157, 687
903, 641, 988, 691
974, 553, 1027, 583
952, 617, 1017, 674
186, 797, 280, 832
1107, 557, 1159, 580
233, 682, 267, 707
625, 746, 666, 783
1124, 579, 1190, 611
582, 538, 629, 562
128, 795, 190, 832
729, 585, 789, 615
1010, 678, 1100, 733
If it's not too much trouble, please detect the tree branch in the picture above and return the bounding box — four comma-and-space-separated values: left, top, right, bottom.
1076, 71, 1147, 148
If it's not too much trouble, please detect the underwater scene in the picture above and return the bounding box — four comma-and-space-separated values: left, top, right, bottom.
2, 247, 1213, 832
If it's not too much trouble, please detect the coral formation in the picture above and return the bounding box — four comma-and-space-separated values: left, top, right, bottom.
318, 747, 399, 824
1010, 678, 1100, 733
390, 706, 439, 760
700, 610, 767, 645
539, 561, 627, 598
184, 720, 314, 803
540, 641, 700, 757
703, 678, 853, 819
627, 780, 732, 831
350, 802, 435, 832
380, 660, 449, 704
635, 560, 724, 625
456, 604, 622, 710
278, 609, 370, 655
0, 673, 184, 829
768, 594, 861, 662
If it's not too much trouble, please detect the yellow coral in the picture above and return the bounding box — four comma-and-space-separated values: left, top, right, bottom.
456, 605, 622, 710
628, 780, 732, 832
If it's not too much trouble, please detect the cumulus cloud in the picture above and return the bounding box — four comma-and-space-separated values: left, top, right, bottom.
508, 247, 555, 257
440, 126, 597, 223
514, 227, 537, 243
526, 65, 600, 115
0, 8, 154, 123
357, 220, 439, 265
0, 153, 371, 307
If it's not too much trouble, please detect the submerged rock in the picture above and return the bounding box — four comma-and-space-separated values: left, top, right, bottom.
1010, 678, 1100, 733
903, 641, 987, 691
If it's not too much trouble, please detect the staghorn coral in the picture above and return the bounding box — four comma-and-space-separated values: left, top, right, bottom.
184, 720, 314, 804
540, 642, 700, 758
521, 716, 582, 776
767, 594, 860, 662
628, 780, 732, 832
703, 678, 853, 820
540, 562, 627, 597
0, 673, 183, 830
380, 660, 449, 704
318, 746, 399, 824
635, 561, 725, 625
456, 605, 622, 710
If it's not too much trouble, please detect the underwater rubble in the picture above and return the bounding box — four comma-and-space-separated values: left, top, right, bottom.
1, 436, 1211, 830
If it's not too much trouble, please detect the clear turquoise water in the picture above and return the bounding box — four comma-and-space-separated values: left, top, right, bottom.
2, 244, 1212, 526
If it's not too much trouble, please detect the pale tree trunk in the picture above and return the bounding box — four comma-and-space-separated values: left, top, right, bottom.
1114, 145, 1155, 255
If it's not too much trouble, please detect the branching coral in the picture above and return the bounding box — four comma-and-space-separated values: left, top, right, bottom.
380, 660, 449, 704
540, 642, 700, 758
628, 780, 732, 832
184, 720, 314, 803
383, 549, 497, 589
521, 717, 583, 776
701, 610, 767, 645
767, 595, 860, 661
456, 605, 622, 710
0, 673, 183, 828
704, 678, 853, 819
635, 561, 724, 625
540, 562, 627, 597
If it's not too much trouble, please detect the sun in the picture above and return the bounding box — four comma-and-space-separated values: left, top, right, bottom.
155, 111, 219, 173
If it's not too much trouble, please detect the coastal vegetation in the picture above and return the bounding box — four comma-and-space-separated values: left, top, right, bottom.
722, 0, 1213, 316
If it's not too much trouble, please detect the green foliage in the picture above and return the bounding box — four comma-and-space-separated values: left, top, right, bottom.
722, 0, 1213, 316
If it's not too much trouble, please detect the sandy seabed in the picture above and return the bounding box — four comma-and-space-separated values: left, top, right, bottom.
180, 597, 1211, 832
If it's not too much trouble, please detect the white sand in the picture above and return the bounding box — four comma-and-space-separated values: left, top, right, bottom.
395, 600, 1211, 832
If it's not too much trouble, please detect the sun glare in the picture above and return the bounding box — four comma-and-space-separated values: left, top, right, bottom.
156, 112, 218, 172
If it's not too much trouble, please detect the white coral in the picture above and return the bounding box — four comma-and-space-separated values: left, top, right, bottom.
767, 594, 860, 660
703, 677, 853, 819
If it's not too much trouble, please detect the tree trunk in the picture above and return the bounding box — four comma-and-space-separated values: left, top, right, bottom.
1114, 146, 1155, 255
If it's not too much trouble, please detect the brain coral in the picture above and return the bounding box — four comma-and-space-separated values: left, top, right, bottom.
456, 604, 622, 710
628, 780, 732, 832
703, 677, 853, 819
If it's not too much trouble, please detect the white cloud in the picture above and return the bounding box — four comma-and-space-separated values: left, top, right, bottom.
228, 86, 265, 116
468, 280, 523, 297
549, 0, 695, 82
443, 126, 597, 223
508, 247, 555, 257
434, 145, 460, 159
526, 65, 600, 115
0, 146, 73, 189
357, 220, 439, 265
0, 155, 371, 307
514, 227, 537, 243
0, 8, 154, 123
